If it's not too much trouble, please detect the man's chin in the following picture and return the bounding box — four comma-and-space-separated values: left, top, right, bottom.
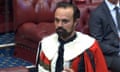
58, 34, 69, 39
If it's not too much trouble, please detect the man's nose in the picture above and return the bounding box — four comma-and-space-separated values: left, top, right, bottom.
57, 21, 63, 27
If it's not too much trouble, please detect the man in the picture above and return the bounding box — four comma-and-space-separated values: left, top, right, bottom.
88, 0, 120, 72
37, 1, 108, 72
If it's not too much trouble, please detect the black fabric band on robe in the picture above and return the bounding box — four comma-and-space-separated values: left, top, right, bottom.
55, 41, 64, 72
55, 33, 76, 72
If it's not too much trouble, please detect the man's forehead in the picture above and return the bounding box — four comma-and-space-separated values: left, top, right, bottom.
56, 7, 73, 12
55, 7, 73, 17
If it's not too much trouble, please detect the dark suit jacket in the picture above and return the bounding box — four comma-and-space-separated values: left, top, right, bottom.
88, 1, 120, 67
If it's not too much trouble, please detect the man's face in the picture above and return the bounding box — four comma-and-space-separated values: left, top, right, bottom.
54, 7, 76, 39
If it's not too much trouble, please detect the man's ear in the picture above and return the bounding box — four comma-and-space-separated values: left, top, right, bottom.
74, 18, 80, 27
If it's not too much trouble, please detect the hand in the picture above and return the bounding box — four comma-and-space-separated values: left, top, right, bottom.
62, 68, 74, 72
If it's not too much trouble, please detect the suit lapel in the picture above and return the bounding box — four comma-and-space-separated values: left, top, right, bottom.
102, 2, 118, 35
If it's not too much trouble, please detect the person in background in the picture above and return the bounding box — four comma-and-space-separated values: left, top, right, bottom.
88, 0, 120, 72
37, 1, 108, 72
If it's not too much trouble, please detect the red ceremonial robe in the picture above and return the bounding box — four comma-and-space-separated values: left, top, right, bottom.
38, 32, 108, 72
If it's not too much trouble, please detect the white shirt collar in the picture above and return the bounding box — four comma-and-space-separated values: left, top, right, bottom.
105, 0, 120, 11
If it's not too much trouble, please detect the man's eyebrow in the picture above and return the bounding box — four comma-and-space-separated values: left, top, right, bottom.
54, 18, 59, 21
62, 19, 69, 21
54, 17, 69, 22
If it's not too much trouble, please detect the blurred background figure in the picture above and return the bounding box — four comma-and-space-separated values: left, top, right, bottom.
89, 0, 120, 72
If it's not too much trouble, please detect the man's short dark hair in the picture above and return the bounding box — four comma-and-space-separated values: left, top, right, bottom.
56, 1, 80, 21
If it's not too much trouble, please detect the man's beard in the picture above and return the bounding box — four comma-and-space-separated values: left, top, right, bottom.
56, 27, 72, 39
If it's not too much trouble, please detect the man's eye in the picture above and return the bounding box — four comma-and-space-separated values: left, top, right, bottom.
55, 18, 59, 23
62, 20, 69, 23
